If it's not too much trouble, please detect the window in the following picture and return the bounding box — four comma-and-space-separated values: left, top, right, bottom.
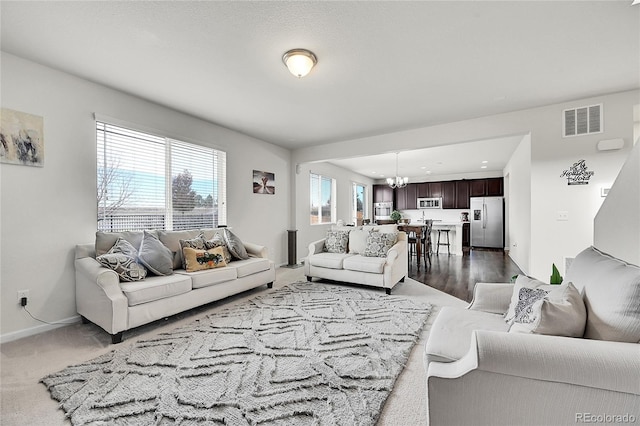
310, 172, 335, 224
352, 182, 367, 225
96, 121, 226, 231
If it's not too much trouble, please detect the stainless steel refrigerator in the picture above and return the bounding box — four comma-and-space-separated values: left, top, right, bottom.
470, 196, 504, 248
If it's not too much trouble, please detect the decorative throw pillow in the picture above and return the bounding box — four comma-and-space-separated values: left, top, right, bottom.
183, 246, 227, 272
205, 231, 233, 263
138, 230, 173, 276
504, 275, 553, 324
178, 234, 207, 269
96, 238, 147, 282
348, 229, 369, 254
222, 228, 249, 260
511, 287, 549, 324
363, 231, 398, 257
95, 230, 145, 257
324, 230, 350, 254
509, 282, 587, 337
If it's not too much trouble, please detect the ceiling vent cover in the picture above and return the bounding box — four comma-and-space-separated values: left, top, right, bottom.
563, 104, 602, 137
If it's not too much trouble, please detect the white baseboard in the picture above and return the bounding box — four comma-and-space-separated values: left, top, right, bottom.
507, 252, 528, 277
0, 315, 81, 344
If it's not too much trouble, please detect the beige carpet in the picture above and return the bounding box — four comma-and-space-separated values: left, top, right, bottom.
1, 267, 466, 425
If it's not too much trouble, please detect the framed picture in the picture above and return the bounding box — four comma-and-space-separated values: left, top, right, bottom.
253, 170, 275, 194
0, 108, 44, 167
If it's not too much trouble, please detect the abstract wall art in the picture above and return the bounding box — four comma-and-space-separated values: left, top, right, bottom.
253, 170, 275, 194
0, 108, 44, 167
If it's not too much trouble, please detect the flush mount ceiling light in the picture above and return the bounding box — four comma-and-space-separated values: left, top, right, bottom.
387, 153, 409, 189
282, 49, 317, 78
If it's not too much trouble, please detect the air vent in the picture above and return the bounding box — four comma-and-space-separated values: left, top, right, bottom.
563, 104, 602, 137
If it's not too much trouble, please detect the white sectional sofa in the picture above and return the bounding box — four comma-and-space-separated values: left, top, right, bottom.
424, 246, 640, 426
75, 228, 275, 343
304, 224, 408, 294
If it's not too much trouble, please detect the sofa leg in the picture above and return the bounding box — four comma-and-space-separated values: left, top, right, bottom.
111, 332, 123, 344
81, 315, 90, 324
385, 288, 392, 295
306, 276, 312, 282
400, 276, 405, 282
267, 282, 273, 289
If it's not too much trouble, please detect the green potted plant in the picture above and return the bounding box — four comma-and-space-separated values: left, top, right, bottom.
390, 210, 402, 223
550, 263, 563, 285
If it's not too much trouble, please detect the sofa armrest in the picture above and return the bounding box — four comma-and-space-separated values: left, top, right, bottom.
385, 239, 405, 263
75, 248, 128, 335
244, 242, 268, 258
429, 330, 640, 395
308, 239, 326, 256
467, 282, 513, 313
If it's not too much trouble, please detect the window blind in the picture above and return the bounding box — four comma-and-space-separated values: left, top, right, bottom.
97, 121, 226, 231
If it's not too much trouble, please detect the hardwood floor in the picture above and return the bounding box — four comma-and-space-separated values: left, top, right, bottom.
408, 248, 522, 302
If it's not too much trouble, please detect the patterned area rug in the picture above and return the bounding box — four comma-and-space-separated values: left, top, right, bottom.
41, 282, 432, 425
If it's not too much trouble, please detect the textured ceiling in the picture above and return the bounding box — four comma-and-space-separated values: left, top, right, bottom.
1, 1, 639, 176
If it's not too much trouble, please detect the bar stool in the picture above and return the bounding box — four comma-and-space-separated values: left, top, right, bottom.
407, 229, 420, 267
436, 229, 450, 255
423, 221, 433, 265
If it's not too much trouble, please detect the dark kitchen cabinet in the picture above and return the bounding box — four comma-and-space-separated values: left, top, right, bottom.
373, 184, 394, 203
469, 179, 486, 197
395, 184, 417, 210
486, 178, 504, 196
417, 183, 429, 198
429, 182, 442, 198
468, 178, 504, 197
441, 181, 456, 209
455, 180, 470, 209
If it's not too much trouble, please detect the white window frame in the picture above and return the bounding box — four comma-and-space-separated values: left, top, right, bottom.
310, 172, 336, 225
96, 116, 226, 231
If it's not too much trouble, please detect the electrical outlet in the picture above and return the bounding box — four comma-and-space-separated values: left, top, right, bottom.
557, 211, 569, 221
17, 289, 29, 304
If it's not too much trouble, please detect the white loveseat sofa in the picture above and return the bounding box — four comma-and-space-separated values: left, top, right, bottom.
424, 246, 640, 426
304, 224, 408, 294
76, 228, 275, 343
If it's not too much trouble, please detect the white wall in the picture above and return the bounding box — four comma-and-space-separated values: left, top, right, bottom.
292, 90, 638, 280
294, 162, 374, 262
503, 134, 532, 273
0, 53, 291, 340
593, 141, 640, 265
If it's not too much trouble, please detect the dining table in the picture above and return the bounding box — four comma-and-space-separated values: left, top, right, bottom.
397, 222, 431, 268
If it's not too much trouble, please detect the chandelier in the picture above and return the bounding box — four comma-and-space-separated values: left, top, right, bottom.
387, 152, 408, 189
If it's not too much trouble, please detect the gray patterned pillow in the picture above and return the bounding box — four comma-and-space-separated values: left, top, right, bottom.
324, 230, 350, 254
96, 238, 147, 282
222, 229, 249, 260
138, 230, 173, 276
363, 231, 398, 257
179, 234, 207, 269
204, 231, 233, 263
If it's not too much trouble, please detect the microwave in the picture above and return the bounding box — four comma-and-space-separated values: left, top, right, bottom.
417, 197, 442, 209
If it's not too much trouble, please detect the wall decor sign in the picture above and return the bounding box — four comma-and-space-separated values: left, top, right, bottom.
0, 108, 44, 167
253, 170, 275, 194
560, 159, 594, 185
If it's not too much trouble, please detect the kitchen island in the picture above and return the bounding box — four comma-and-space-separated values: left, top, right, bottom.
413, 221, 465, 256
